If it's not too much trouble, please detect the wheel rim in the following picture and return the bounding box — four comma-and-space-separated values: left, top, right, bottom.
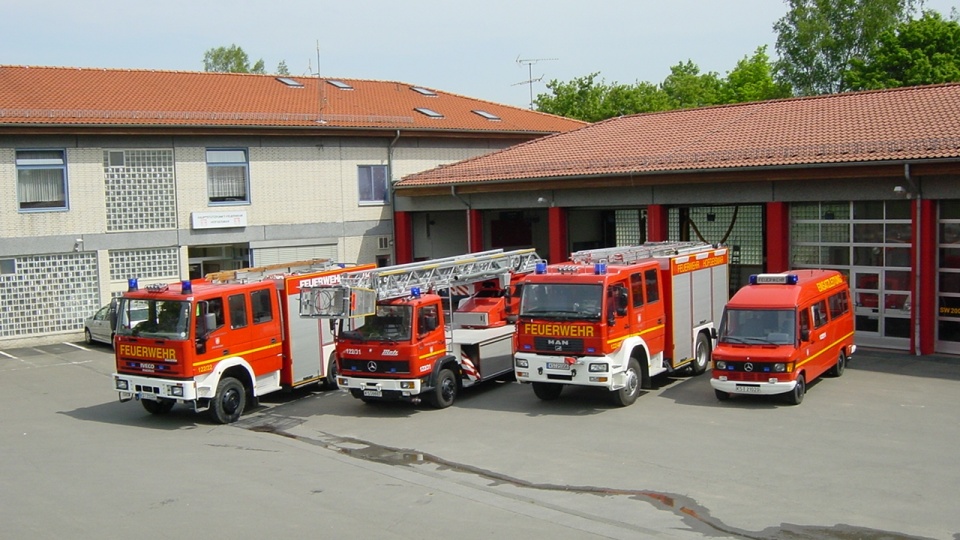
696, 342, 708, 369
440, 375, 456, 402
221, 387, 242, 414
837, 353, 845, 374
624, 367, 639, 396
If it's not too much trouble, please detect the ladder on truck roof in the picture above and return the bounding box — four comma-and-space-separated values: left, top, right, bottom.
300, 248, 541, 318
570, 241, 712, 265
205, 259, 337, 284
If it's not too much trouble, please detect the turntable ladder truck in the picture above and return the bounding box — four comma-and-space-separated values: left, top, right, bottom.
300, 249, 541, 408
514, 241, 729, 406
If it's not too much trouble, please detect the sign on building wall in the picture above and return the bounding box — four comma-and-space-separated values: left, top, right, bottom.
191, 211, 248, 229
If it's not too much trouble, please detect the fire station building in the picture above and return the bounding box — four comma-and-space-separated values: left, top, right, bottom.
0, 65, 583, 346
394, 84, 960, 356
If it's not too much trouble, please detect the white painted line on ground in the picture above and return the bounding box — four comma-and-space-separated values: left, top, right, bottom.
64, 342, 92, 351
0, 350, 18, 359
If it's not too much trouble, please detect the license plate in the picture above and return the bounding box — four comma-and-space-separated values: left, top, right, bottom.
363, 389, 382, 398
736, 384, 761, 393
545, 362, 570, 370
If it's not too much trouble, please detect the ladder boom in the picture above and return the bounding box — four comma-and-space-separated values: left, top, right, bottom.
570, 241, 712, 264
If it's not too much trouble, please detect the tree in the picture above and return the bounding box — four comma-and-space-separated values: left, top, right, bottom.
847, 10, 960, 89
774, 0, 922, 95
534, 73, 673, 121
719, 46, 793, 103
660, 60, 723, 108
276, 60, 290, 76
203, 44, 266, 74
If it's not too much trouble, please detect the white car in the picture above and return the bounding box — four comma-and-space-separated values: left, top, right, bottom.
84, 301, 147, 347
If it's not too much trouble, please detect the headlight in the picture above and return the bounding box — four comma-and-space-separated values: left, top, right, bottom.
515, 358, 529, 368
400, 381, 415, 389
115, 378, 129, 391
715, 360, 727, 370
773, 363, 786, 372
588, 363, 608, 372
170, 385, 184, 397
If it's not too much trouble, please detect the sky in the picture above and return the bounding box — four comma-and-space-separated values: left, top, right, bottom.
5, 0, 959, 109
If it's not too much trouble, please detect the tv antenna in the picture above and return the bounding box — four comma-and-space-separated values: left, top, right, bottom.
514, 56, 557, 109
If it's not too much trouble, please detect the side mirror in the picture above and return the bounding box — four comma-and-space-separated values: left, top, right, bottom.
616, 288, 628, 317
800, 328, 810, 342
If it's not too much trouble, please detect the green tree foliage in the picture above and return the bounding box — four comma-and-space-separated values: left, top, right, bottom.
773, 0, 922, 96
534, 73, 674, 122
847, 11, 960, 89
719, 46, 793, 103
661, 61, 723, 108
203, 44, 266, 74
276, 60, 290, 76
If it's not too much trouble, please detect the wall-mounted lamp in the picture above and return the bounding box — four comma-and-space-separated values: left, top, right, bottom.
537, 197, 547, 204
73, 238, 84, 252
893, 185, 913, 199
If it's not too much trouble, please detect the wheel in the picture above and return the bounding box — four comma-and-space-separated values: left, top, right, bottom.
84, 329, 94, 345
427, 368, 457, 408
532, 382, 563, 401
141, 398, 175, 415
785, 374, 805, 405
324, 355, 339, 389
209, 377, 246, 424
611, 358, 642, 406
714, 389, 730, 401
690, 333, 710, 375
830, 351, 846, 377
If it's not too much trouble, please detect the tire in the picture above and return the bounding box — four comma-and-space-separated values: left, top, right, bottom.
830, 351, 846, 377
324, 355, 339, 389
84, 329, 94, 345
714, 389, 730, 401
690, 332, 710, 375
611, 358, 642, 407
532, 382, 563, 401
427, 368, 457, 409
209, 376, 246, 424
141, 398, 175, 415
785, 374, 805, 405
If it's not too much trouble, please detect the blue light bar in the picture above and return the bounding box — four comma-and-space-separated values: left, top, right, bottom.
750, 273, 799, 285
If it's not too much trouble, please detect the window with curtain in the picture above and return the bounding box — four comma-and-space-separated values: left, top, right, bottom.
16, 150, 67, 210
206, 149, 249, 204
358, 165, 389, 204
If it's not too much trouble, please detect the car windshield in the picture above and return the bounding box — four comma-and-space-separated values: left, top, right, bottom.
718, 308, 795, 345
519, 283, 603, 320
341, 305, 412, 342
116, 298, 191, 340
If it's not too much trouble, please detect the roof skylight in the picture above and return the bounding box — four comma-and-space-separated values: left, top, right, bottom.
276, 77, 304, 88
327, 80, 353, 90
415, 107, 444, 119
472, 110, 501, 121
411, 86, 438, 96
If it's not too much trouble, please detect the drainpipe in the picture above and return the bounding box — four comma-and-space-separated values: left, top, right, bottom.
388, 130, 401, 260
451, 186, 472, 251
906, 163, 921, 356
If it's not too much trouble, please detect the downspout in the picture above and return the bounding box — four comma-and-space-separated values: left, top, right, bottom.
906, 163, 921, 356
388, 130, 401, 260
451, 186, 472, 251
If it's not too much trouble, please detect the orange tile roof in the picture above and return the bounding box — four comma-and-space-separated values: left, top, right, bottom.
0, 65, 584, 134
397, 84, 960, 188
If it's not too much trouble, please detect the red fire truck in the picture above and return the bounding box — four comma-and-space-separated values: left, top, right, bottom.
111, 260, 374, 423
300, 249, 540, 408
710, 270, 855, 404
514, 242, 729, 405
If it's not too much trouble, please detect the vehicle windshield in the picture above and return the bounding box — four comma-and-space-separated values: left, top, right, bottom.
718, 308, 795, 345
340, 304, 412, 342
519, 283, 603, 320
115, 298, 192, 340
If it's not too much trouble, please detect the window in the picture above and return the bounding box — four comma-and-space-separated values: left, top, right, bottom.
206, 149, 250, 204
414, 107, 444, 118
630, 273, 644, 307
472, 110, 501, 121
812, 300, 829, 328
251, 289, 273, 324
358, 165, 389, 204
644, 269, 660, 303
829, 291, 850, 318
16, 149, 67, 210
0, 259, 15, 275
228, 294, 248, 329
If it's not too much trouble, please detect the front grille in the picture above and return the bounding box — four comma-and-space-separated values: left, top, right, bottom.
340, 359, 410, 374
534, 337, 584, 353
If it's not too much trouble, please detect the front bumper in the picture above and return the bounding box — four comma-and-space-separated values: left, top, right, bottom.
514, 353, 623, 390
113, 373, 201, 402
710, 377, 797, 396
338, 375, 425, 399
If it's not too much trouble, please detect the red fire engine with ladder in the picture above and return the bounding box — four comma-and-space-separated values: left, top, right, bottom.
111, 259, 374, 423
514, 241, 729, 405
299, 249, 540, 407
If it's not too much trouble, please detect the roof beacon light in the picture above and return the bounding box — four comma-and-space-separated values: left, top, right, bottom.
127, 278, 139, 292
750, 273, 799, 285
594, 261, 607, 275
411, 287, 421, 298
181, 280, 193, 294
535, 261, 547, 274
